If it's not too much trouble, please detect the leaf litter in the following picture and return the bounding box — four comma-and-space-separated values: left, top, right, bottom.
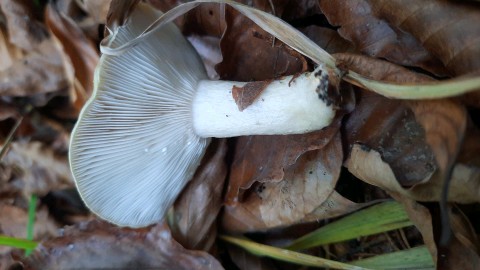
0, 0, 478, 269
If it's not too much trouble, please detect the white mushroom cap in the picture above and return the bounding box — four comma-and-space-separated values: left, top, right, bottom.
69, 3, 210, 227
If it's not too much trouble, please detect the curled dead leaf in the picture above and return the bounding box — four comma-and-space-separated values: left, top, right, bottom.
226, 119, 341, 206
171, 140, 227, 251
1, 141, 74, 198
346, 144, 480, 203
19, 221, 224, 270
216, 5, 307, 81
222, 132, 343, 232
320, 0, 448, 76
0, 1, 74, 97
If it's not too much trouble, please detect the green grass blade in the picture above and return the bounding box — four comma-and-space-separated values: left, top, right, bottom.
25, 194, 37, 256
288, 201, 413, 250
0, 236, 37, 250
220, 235, 371, 270
350, 246, 435, 270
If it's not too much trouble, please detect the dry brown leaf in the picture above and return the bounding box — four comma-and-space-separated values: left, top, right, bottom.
302, 191, 377, 223
0, 102, 19, 121
0, 0, 74, 97
45, 3, 99, 96
361, 0, 480, 76
346, 144, 480, 203
344, 90, 437, 187
19, 220, 224, 270
216, 5, 307, 81
105, 0, 140, 30
0, 28, 21, 71
232, 80, 273, 111
302, 26, 354, 54
408, 100, 467, 173
340, 53, 468, 182
225, 119, 341, 205
171, 140, 227, 251
319, 0, 448, 76
0, 141, 74, 198
335, 53, 435, 84
280, 0, 321, 22
222, 132, 343, 232
77, 0, 112, 24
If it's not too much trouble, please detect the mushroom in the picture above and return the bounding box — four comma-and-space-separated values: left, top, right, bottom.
69, 3, 336, 227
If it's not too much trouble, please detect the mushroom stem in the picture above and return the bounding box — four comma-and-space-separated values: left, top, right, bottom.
192, 68, 334, 138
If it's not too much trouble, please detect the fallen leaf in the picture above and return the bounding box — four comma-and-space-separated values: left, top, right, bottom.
358, 0, 480, 76
340, 53, 468, 181
280, 0, 321, 22
344, 90, 437, 187
45, 3, 99, 95
408, 100, 467, 173
302, 191, 377, 223
346, 144, 480, 203
222, 132, 343, 232
216, 5, 307, 81
335, 53, 435, 84
0, 141, 74, 198
19, 220, 224, 270
232, 80, 273, 111
0, 102, 19, 121
171, 139, 227, 251
225, 119, 341, 206
302, 26, 354, 54
105, 0, 140, 30
0, 0, 74, 97
76, 0, 112, 24
319, 0, 448, 76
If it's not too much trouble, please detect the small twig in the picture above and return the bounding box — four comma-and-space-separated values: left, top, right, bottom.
0, 105, 33, 161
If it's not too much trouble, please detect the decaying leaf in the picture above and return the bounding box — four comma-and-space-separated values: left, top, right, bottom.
344, 90, 437, 187
222, 132, 343, 232
45, 3, 99, 95
225, 119, 341, 206
76, 0, 113, 24
0, 0, 74, 97
356, 0, 480, 76
0, 141, 74, 198
232, 80, 273, 111
19, 220, 224, 270
302, 26, 354, 54
346, 144, 480, 203
341, 53, 469, 189
319, 0, 448, 76
216, 5, 307, 81
171, 140, 227, 251
408, 100, 467, 173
